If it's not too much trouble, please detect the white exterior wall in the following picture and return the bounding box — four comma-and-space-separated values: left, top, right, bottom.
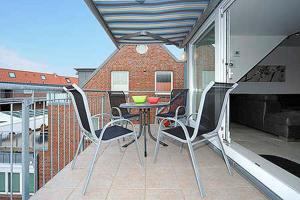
229, 35, 285, 82
185, 0, 300, 199
235, 46, 300, 94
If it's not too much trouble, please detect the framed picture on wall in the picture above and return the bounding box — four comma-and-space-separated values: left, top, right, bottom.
240, 65, 285, 82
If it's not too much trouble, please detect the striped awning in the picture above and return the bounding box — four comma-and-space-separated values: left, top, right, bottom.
85, 0, 215, 48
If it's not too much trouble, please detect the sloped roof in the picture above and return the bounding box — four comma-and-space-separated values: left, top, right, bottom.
0, 68, 78, 86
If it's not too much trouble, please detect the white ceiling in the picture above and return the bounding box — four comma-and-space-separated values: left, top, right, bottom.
230, 0, 300, 36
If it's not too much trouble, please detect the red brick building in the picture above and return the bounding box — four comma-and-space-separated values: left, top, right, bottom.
0, 68, 78, 111
80, 44, 185, 123
0, 68, 78, 199
83, 44, 184, 92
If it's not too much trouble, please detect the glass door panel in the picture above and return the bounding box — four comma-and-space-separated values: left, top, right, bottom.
193, 24, 215, 112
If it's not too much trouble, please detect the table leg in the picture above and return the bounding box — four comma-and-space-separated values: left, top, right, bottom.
146, 108, 168, 147
122, 110, 143, 148
143, 109, 147, 157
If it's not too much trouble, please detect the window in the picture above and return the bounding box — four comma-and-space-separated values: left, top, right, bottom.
29, 173, 34, 193
111, 71, 129, 92
8, 172, 20, 193
24, 90, 33, 94
8, 72, 16, 78
65, 78, 71, 83
155, 71, 173, 94
41, 75, 46, 80
193, 24, 215, 111
0, 172, 5, 193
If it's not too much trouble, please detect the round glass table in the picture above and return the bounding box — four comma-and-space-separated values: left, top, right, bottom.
120, 102, 169, 157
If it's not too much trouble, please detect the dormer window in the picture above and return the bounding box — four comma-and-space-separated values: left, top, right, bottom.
8, 72, 16, 78
41, 75, 46, 80
65, 78, 71, 83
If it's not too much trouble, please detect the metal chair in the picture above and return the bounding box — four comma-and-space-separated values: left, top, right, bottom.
107, 91, 139, 121
156, 89, 188, 123
64, 84, 143, 195
153, 82, 238, 197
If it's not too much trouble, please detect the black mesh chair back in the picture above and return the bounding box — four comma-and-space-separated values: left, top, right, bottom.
169, 89, 188, 115
107, 91, 130, 116
64, 85, 96, 141
197, 83, 235, 136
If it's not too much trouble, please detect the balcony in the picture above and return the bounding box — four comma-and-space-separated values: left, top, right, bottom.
30, 125, 267, 200
0, 85, 268, 200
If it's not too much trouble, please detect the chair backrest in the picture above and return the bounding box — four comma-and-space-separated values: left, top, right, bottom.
63, 84, 97, 141
107, 91, 129, 116
169, 89, 189, 115
191, 82, 238, 141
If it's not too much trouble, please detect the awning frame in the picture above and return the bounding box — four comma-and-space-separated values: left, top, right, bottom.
84, 0, 221, 48
84, 0, 120, 48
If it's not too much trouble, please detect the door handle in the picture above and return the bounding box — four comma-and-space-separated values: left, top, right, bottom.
228, 68, 234, 79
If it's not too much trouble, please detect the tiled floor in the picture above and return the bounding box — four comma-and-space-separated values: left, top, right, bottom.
30, 125, 268, 200
231, 123, 300, 164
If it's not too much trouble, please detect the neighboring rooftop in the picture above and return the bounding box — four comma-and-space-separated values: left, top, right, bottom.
0, 68, 78, 86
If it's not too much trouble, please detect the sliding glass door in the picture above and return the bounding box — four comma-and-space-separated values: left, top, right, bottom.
192, 24, 215, 111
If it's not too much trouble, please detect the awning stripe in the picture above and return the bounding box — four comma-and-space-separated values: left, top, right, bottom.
87, 0, 212, 47
104, 15, 200, 22
112, 29, 190, 35
114, 32, 189, 39
108, 21, 197, 28
117, 36, 186, 41
94, 0, 209, 7
107, 18, 198, 24
102, 9, 202, 16
110, 26, 192, 31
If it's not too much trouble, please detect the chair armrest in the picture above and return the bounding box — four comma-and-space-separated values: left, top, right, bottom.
111, 107, 122, 117
156, 103, 169, 115
158, 117, 191, 141
186, 113, 198, 125
91, 113, 111, 119
175, 106, 186, 117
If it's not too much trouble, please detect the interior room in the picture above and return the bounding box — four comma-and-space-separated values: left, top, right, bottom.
226, 0, 300, 180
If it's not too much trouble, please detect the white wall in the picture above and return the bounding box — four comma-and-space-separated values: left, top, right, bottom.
229, 35, 285, 82
234, 45, 300, 94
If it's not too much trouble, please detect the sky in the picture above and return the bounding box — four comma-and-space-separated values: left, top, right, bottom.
0, 0, 183, 77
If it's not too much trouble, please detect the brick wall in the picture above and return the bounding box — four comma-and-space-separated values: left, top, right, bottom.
84, 44, 184, 91
37, 104, 81, 188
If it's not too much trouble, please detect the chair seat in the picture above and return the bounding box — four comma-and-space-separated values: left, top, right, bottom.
122, 113, 139, 119
156, 112, 185, 118
95, 125, 133, 140
162, 125, 209, 140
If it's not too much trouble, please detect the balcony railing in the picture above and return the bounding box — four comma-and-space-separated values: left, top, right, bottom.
0, 83, 170, 200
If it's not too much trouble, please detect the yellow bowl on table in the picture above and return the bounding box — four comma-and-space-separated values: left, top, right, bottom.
132, 96, 147, 104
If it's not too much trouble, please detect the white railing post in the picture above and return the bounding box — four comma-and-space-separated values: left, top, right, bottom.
22, 98, 31, 200
101, 95, 105, 128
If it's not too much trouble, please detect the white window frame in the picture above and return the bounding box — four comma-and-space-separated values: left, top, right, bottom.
0, 171, 5, 193
0, 164, 35, 195
41, 75, 46, 80
155, 71, 173, 95
8, 72, 16, 78
23, 90, 33, 94
111, 71, 129, 92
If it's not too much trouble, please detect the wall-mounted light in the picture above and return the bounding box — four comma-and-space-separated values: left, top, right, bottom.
136, 44, 148, 54
180, 50, 187, 61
